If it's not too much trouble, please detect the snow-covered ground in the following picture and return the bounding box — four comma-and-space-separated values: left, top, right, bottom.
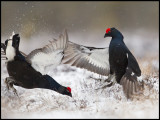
1, 33, 159, 119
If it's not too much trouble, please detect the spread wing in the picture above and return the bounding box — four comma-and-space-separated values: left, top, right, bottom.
62, 42, 110, 76
26, 30, 68, 74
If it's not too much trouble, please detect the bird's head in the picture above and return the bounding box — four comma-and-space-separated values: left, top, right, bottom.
104, 27, 116, 38
104, 27, 123, 39
63, 87, 72, 97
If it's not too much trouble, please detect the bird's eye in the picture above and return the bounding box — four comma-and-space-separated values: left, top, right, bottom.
67, 90, 70, 92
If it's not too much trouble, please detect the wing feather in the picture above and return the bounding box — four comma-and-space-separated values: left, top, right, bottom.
62, 42, 110, 76
26, 30, 68, 74
124, 44, 141, 76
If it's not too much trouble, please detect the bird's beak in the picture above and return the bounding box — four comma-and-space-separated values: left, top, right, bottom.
69, 93, 72, 97
104, 33, 107, 38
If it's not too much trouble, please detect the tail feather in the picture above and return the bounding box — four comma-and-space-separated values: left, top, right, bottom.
1, 43, 6, 52
120, 68, 144, 99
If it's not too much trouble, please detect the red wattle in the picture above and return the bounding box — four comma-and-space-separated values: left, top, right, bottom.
106, 28, 111, 33
67, 87, 71, 93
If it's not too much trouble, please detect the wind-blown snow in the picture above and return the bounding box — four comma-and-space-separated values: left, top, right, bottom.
1, 62, 159, 119
1, 33, 159, 119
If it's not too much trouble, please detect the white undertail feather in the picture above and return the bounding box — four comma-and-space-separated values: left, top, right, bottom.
131, 72, 134, 76
137, 76, 143, 82
6, 40, 16, 61
9, 31, 15, 39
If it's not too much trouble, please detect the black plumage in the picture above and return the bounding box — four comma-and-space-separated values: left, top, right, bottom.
104, 27, 143, 98
62, 27, 143, 98
1, 33, 72, 97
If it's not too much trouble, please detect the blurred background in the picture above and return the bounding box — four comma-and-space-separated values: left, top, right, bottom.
1, 1, 159, 57
1, 2, 159, 118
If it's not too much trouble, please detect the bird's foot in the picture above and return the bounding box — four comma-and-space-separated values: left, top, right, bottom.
95, 81, 114, 91
104, 78, 111, 82
5, 78, 10, 90
12, 87, 20, 100
95, 75, 117, 92
5, 77, 20, 99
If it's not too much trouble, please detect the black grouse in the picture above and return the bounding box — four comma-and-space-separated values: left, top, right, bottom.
62, 27, 143, 98
1, 31, 72, 97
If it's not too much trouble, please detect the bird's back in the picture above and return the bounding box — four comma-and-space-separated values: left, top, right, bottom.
109, 38, 141, 76
7, 57, 45, 89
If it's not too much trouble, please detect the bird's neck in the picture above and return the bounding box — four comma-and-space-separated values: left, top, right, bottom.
14, 50, 26, 61
111, 30, 124, 40
41, 75, 66, 94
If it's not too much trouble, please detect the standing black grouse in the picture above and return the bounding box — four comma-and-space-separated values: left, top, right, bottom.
1, 31, 72, 97
62, 27, 143, 98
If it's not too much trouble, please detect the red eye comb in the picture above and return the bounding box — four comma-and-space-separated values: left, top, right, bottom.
67, 87, 71, 93
106, 28, 111, 33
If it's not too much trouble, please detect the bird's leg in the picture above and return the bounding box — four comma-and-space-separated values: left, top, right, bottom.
5, 78, 10, 90
95, 74, 116, 90
104, 74, 113, 82
104, 67, 114, 82
5, 77, 20, 99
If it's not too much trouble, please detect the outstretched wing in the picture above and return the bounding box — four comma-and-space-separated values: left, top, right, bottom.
26, 30, 68, 74
62, 42, 110, 76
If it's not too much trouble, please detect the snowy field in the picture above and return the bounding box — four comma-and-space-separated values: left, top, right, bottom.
1, 33, 159, 119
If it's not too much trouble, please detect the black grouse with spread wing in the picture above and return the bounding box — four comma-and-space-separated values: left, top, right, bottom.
104, 28, 143, 98
1, 31, 72, 97
62, 28, 143, 98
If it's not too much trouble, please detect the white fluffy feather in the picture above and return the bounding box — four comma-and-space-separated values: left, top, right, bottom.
9, 31, 15, 39
30, 50, 63, 74
6, 40, 16, 61
131, 72, 134, 76
26, 30, 68, 74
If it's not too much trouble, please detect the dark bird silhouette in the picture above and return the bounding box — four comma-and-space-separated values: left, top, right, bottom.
62, 27, 143, 98
1, 31, 72, 97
